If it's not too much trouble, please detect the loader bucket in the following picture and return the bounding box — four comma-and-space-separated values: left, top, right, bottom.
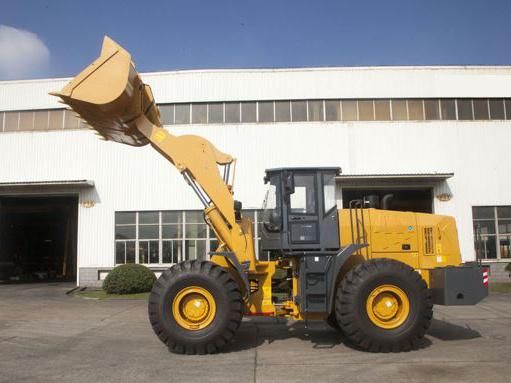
50, 36, 161, 146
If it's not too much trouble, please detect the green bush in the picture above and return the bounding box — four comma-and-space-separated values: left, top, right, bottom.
103, 264, 156, 294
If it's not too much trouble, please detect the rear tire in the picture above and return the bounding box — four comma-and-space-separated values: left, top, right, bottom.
148, 260, 243, 354
336, 258, 432, 352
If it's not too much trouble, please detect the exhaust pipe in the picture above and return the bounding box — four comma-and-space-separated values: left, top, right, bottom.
381, 194, 394, 210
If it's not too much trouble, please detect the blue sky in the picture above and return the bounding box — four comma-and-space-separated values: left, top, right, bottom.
1, 0, 511, 80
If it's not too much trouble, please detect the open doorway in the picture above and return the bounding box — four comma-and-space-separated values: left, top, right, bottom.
0, 196, 78, 283
342, 187, 433, 213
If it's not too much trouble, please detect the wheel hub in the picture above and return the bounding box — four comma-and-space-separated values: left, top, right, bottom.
172, 286, 216, 330
182, 294, 209, 321
366, 284, 410, 329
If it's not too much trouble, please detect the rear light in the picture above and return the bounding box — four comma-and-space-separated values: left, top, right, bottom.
482, 268, 489, 287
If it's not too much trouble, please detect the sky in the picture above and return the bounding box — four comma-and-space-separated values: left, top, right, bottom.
1, 0, 511, 80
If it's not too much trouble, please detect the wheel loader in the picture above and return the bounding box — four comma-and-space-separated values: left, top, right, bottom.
52, 36, 488, 354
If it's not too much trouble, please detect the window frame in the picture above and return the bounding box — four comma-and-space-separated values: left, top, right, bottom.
473, 205, 511, 261
114, 210, 266, 265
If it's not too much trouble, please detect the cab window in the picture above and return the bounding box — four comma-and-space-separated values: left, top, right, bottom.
290, 174, 316, 215
323, 174, 336, 213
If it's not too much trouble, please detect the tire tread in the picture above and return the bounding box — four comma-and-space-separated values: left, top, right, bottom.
148, 260, 243, 355
335, 259, 433, 352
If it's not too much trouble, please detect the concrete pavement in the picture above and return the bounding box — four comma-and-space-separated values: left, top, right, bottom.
0, 283, 510, 383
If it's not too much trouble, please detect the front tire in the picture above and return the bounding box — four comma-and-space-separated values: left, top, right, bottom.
325, 311, 340, 330
336, 258, 432, 352
148, 260, 243, 354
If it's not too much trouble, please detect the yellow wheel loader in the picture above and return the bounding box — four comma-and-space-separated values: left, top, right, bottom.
52, 37, 488, 354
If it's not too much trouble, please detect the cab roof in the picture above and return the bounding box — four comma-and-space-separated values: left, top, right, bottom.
265, 167, 341, 174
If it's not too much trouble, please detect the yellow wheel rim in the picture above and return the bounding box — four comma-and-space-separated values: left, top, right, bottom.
366, 284, 410, 329
172, 286, 216, 330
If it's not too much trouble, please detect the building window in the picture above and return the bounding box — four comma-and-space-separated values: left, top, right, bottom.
241, 102, 257, 122
162, 211, 183, 263
115, 212, 137, 264
473, 206, 511, 260
358, 100, 374, 121
505, 99, 511, 120
325, 100, 341, 121
424, 99, 440, 120
341, 100, 358, 120
473, 99, 489, 120
440, 99, 457, 120
19, 111, 34, 131
208, 103, 224, 124
391, 100, 407, 120
258, 101, 274, 123
175, 104, 190, 124
49, 110, 64, 130
34, 111, 49, 130
275, 101, 291, 122
308, 100, 324, 121
457, 99, 473, 120
291, 100, 307, 122
192, 103, 207, 124
184, 211, 208, 261
489, 99, 505, 120
3, 97, 510, 133
374, 100, 391, 121
159, 105, 174, 125
64, 109, 80, 129
114, 210, 267, 265
408, 100, 424, 120
225, 102, 241, 123
138, 211, 160, 264
4, 111, 19, 131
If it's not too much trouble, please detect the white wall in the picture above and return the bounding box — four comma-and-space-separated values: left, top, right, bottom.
2, 65, 511, 111
0, 119, 510, 268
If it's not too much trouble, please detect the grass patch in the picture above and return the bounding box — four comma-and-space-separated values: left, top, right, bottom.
489, 282, 511, 293
77, 290, 150, 300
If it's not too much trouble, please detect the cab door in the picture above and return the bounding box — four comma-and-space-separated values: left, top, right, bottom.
287, 173, 320, 245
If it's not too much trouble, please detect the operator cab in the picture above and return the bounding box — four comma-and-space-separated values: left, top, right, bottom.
260, 167, 341, 253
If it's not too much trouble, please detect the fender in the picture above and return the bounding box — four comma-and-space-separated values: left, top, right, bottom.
326, 243, 367, 314
210, 252, 250, 299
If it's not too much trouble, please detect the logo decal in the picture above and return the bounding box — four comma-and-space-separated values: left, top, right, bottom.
153, 130, 166, 143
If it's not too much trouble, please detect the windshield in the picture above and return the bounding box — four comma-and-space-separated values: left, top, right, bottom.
262, 175, 281, 232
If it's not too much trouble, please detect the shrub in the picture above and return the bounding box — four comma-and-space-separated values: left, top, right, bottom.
103, 264, 156, 294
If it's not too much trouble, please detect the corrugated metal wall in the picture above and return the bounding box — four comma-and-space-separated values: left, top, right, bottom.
2, 66, 511, 110
1, 120, 511, 268
1, 67, 511, 271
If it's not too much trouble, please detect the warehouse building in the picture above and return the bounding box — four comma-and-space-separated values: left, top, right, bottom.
0, 66, 510, 286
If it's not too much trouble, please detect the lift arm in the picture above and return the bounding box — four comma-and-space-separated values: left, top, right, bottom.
51, 36, 257, 273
